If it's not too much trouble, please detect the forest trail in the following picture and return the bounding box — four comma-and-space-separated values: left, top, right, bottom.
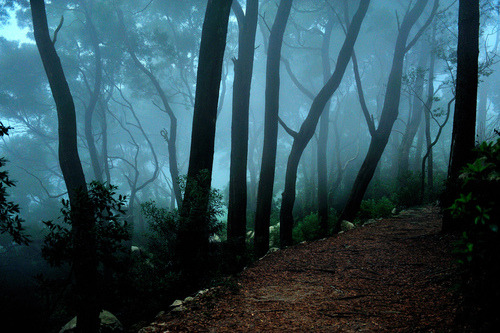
140, 206, 460, 332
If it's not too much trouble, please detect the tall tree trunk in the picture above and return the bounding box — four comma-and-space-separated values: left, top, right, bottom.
83, 1, 103, 182
423, 29, 436, 197
397, 44, 428, 179
476, 80, 488, 142
443, 0, 479, 232
179, 0, 232, 283
116, 9, 182, 208
279, 0, 370, 247
340, 0, 430, 223
317, 15, 334, 236
30, 1, 98, 332
254, 0, 293, 257
227, 0, 258, 253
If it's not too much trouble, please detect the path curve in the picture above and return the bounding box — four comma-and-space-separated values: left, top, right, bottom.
140, 206, 459, 332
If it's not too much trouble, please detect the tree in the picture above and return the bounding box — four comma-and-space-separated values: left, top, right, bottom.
30, 1, 99, 331
227, 0, 259, 254
279, 0, 370, 247
254, 0, 293, 257
116, 7, 182, 207
443, 0, 480, 232
179, 0, 233, 283
340, 0, 436, 223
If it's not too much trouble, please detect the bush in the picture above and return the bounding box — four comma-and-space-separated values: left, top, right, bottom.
358, 196, 395, 220
449, 138, 500, 330
293, 213, 321, 243
395, 171, 421, 207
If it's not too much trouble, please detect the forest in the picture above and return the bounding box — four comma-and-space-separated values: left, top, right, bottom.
0, 0, 499, 332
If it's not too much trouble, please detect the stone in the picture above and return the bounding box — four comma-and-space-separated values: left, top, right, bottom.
59, 310, 123, 333
170, 299, 183, 308
184, 296, 194, 303
341, 220, 355, 232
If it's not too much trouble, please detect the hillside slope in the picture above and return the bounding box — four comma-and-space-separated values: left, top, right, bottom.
140, 206, 460, 332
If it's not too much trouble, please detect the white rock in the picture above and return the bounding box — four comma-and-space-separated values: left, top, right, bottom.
341, 220, 355, 231
184, 296, 194, 303
59, 310, 123, 333
170, 299, 183, 308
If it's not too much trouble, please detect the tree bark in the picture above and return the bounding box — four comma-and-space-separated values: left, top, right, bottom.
227, 0, 258, 253
317, 15, 334, 236
279, 0, 370, 247
116, 9, 182, 208
443, 0, 479, 231
179, 0, 232, 282
82, 1, 103, 182
30, 1, 98, 331
254, 0, 293, 257
397, 45, 428, 179
340, 0, 430, 223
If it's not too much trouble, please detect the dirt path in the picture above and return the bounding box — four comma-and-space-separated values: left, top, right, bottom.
140, 206, 460, 332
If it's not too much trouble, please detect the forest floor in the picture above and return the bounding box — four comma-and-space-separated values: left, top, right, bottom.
139, 205, 463, 332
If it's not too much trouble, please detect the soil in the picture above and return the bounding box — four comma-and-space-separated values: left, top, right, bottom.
139, 205, 462, 332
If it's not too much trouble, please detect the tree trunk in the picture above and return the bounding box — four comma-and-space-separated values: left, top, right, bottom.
254, 0, 293, 257
279, 0, 370, 247
443, 0, 479, 232
227, 0, 258, 253
116, 9, 182, 208
476, 80, 488, 143
397, 45, 428, 179
179, 0, 232, 283
30, 1, 98, 331
83, 2, 103, 182
340, 0, 430, 223
317, 15, 334, 236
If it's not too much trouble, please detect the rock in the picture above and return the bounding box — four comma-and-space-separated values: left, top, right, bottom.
364, 219, 377, 226
184, 296, 194, 303
171, 305, 186, 312
196, 289, 209, 296
59, 310, 123, 333
341, 220, 355, 231
170, 299, 183, 308
268, 247, 279, 253
391, 208, 397, 214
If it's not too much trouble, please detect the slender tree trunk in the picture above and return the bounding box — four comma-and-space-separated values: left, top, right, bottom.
227, 0, 258, 253
397, 45, 428, 179
476, 81, 488, 142
83, 2, 103, 182
30, 1, 98, 331
443, 0, 479, 231
254, 0, 293, 257
279, 0, 370, 246
317, 15, 334, 236
179, 0, 232, 283
340, 0, 430, 223
116, 9, 182, 208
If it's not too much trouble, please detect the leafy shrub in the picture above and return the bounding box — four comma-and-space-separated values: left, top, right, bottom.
0, 123, 29, 245
358, 196, 395, 220
449, 138, 500, 330
395, 171, 421, 207
293, 213, 321, 243
42, 182, 130, 268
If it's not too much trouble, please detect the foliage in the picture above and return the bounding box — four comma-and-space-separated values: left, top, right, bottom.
139, 173, 225, 292
358, 196, 395, 220
449, 138, 500, 330
41, 182, 130, 268
293, 213, 321, 243
0, 123, 30, 245
394, 171, 421, 207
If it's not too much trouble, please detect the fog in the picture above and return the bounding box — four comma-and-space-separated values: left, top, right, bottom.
1, 0, 499, 331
